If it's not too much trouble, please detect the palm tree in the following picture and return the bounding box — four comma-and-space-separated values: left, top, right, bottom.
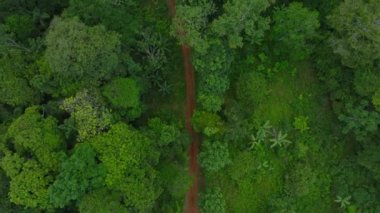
249, 121, 272, 149
334, 195, 351, 208
269, 131, 292, 149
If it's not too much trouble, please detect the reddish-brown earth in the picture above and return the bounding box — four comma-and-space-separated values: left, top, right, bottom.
167, 0, 200, 212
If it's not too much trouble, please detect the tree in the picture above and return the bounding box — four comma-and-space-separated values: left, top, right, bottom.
193, 39, 231, 112
147, 117, 180, 147
199, 140, 231, 173
271, 2, 320, 61
0, 107, 65, 209
357, 144, 380, 181
339, 101, 380, 142
328, 0, 380, 69
192, 110, 225, 136
43, 17, 121, 96
63, 0, 140, 44
211, 0, 271, 48
48, 143, 105, 208
61, 89, 112, 141
7, 106, 65, 171
269, 131, 292, 149
0, 50, 40, 106
102, 77, 141, 120
78, 188, 127, 213
88, 123, 161, 211
171, 1, 215, 53
9, 160, 53, 209
200, 188, 226, 213
3, 14, 35, 41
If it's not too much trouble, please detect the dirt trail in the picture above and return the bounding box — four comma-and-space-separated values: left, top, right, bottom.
167, 1, 200, 212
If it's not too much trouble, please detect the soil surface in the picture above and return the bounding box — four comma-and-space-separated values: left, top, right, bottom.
167, 1, 200, 212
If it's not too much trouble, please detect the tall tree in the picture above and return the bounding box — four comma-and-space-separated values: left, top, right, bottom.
61, 89, 112, 141
271, 2, 320, 61
328, 0, 380, 69
211, 0, 271, 48
49, 143, 105, 208
89, 123, 161, 211
43, 17, 121, 96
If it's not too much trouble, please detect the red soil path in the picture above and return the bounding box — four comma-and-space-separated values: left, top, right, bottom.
167, 1, 200, 212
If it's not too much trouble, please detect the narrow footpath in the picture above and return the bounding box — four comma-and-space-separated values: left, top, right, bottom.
167, 1, 200, 212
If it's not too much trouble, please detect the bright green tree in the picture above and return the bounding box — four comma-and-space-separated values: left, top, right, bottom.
7, 106, 65, 171
89, 123, 161, 211
44, 17, 121, 96
61, 89, 112, 141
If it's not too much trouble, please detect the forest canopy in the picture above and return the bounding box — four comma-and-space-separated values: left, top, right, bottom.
0, 0, 379, 212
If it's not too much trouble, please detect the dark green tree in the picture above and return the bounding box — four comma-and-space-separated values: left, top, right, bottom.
271, 2, 320, 61
48, 143, 105, 208
211, 0, 271, 48
328, 0, 380, 69
102, 77, 141, 120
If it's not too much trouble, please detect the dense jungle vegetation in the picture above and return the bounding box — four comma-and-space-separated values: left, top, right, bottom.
0, 0, 379, 212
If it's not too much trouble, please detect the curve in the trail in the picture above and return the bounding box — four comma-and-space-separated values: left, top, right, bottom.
167, 1, 200, 212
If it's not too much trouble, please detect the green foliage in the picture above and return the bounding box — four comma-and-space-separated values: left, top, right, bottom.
194, 39, 231, 112
64, 0, 140, 44
328, 0, 380, 69
7, 106, 64, 171
6, 160, 53, 209
3, 14, 35, 41
211, 0, 271, 48
199, 140, 231, 173
147, 117, 180, 147
172, 1, 214, 53
200, 188, 226, 213
61, 90, 112, 141
271, 2, 320, 61
357, 144, 380, 181
293, 116, 310, 133
44, 17, 121, 96
48, 143, 105, 208
353, 70, 380, 98
0, 50, 40, 106
339, 101, 380, 142
78, 188, 127, 213
372, 89, 380, 111
236, 71, 268, 108
89, 123, 160, 211
102, 77, 141, 119
192, 111, 224, 137
158, 163, 192, 201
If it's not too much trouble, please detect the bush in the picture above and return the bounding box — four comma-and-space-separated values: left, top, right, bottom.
199, 140, 231, 173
